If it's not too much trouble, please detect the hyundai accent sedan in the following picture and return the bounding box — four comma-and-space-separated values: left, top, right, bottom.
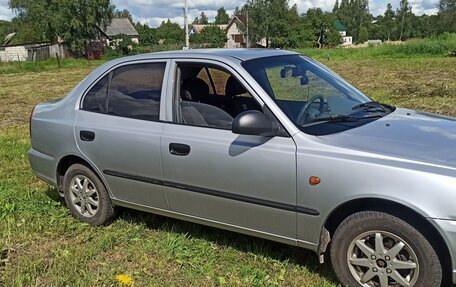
29, 49, 456, 287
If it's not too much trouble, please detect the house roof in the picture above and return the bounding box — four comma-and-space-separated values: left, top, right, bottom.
102, 18, 139, 37
234, 15, 247, 25
335, 19, 347, 31
226, 15, 247, 33
191, 24, 228, 34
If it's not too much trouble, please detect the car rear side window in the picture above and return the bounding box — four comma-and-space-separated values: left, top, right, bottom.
83, 75, 109, 113
108, 63, 166, 121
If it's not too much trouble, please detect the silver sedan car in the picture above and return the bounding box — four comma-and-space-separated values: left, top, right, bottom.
29, 49, 456, 287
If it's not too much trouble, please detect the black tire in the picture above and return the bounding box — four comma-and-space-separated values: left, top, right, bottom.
330, 211, 442, 287
63, 164, 116, 226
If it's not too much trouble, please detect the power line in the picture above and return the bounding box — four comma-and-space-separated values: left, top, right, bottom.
188, 0, 210, 15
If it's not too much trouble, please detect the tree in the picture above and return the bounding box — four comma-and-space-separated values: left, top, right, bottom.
135, 23, 158, 46
334, 0, 371, 43
358, 26, 368, 43
286, 5, 314, 48
0, 20, 11, 41
302, 8, 341, 48
248, 0, 291, 48
411, 14, 439, 38
438, 0, 456, 33
193, 12, 209, 24
156, 19, 184, 44
384, 3, 395, 41
369, 17, 387, 40
115, 34, 134, 55
332, 0, 339, 13
114, 9, 133, 22
201, 25, 227, 47
214, 7, 230, 24
9, 0, 114, 57
397, 0, 412, 40
8, 0, 55, 43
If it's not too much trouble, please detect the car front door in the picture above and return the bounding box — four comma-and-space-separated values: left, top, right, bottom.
75, 60, 170, 209
160, 60, 297, 240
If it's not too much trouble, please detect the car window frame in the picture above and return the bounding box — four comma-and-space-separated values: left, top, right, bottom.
79, 59, 171, 122
165, 58, 290, 137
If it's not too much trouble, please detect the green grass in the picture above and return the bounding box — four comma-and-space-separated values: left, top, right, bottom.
296, 33, 456, 60
0, 57, 104, 75
0, 52, 455, 286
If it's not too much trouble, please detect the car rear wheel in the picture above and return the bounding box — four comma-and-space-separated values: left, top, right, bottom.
330, 211, 442, 287
63, 164, 115, 226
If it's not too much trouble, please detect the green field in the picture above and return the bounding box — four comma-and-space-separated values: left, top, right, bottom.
0, 51, 455, 286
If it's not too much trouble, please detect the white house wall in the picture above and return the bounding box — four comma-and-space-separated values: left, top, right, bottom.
225, 22, 243, 48
0, 45, 28, 62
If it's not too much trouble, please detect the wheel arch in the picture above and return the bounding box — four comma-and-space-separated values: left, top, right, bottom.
56, 154, 105, 194
321, 197, 452, 285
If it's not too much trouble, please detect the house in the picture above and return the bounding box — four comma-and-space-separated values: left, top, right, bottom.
225, 15, 266, 48
335, 19, 352, 46
100, 18, 139, 46
225, 15, 246, 48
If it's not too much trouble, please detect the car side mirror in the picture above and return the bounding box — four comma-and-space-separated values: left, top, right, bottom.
232, 110, 276, 137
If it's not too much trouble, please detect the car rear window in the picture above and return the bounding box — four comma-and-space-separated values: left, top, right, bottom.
82, 75, 109, 113
108, 63, 166, 121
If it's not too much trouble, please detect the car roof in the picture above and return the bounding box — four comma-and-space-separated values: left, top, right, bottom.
131, 48, 300, 62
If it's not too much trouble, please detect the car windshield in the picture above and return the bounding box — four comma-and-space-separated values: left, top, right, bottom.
242, 55, 395, 135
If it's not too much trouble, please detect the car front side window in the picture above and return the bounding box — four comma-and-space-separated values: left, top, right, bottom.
175, 63, 263, 130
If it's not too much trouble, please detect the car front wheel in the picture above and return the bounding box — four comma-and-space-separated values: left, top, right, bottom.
330, 211, 442, 287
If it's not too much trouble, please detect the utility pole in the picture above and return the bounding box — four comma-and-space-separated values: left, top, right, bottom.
246, 8, 249, 48
184, 0, 189, 49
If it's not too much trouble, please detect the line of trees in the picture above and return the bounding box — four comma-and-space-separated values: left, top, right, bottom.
370, 0, 455, 41
243, 0, 456, 47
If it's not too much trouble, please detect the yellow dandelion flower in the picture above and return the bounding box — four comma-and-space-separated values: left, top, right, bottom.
116, 274, 134, 286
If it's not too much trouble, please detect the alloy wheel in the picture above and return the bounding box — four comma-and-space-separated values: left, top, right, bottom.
347, 230, 419, 287
68, 175, 99, 217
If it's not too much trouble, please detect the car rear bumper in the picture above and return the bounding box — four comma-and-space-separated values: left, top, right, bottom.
28, 148, 57, 187
428, 218, 456, 284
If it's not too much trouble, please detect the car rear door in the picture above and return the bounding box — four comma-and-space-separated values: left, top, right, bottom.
160, 59, 298, 240
75, 60, 170, 209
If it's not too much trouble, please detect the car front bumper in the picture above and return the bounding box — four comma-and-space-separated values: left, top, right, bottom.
428, 218, 456, 284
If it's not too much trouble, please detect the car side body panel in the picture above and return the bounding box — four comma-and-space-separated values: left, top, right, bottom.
293, 132, 456, 246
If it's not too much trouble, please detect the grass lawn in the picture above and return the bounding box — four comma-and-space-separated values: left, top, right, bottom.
0, 55, 455, 286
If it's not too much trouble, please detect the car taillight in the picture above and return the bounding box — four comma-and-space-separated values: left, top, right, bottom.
29, 105, 36, 139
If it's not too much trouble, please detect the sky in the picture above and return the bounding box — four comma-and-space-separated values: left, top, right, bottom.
0, 0, 439, 27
